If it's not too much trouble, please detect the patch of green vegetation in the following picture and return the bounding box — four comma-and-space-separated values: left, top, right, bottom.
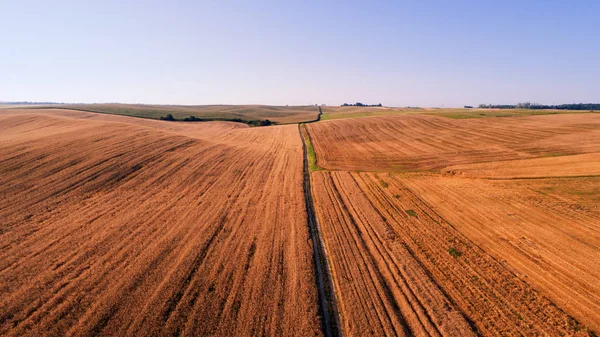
380, 180, 389, 188
302, 125, 324, 172
448, 248, 462, 258
406, 209, 418, 217
158, 114, 273, 126
540, 152, 570, 158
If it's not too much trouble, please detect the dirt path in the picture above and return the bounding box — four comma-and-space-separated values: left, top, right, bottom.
299, 124, 341, 337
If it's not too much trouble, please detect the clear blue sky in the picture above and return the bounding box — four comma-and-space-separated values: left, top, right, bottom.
1, 0, 598, 107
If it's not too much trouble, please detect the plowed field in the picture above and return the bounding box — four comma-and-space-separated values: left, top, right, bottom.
308, 113, 599, 335
443, 152, 600, 179
32, 103, 320, 124
3, 107, 599, 336
0, 110, 321, 336
307, 113, 600, 171
402, 175, 600, 332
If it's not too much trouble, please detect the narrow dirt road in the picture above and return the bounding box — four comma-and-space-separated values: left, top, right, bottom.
299, 124, 341, 337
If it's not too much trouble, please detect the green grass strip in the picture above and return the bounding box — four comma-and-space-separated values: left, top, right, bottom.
301, 125, 324, 172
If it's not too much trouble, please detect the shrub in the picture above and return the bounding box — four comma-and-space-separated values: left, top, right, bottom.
246, 119, 273, 127
160, 114, 175, 121
448, 248, 462, 257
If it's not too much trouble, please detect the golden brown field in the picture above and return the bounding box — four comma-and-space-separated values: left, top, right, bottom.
0, 109, 321, 336
2, 106, 599, 337
308, 113, 600, 171
35, 103, 320, 124
307, 113, 600, 335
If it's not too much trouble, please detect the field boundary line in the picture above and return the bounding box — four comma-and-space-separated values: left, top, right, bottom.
299, 124, 342, 337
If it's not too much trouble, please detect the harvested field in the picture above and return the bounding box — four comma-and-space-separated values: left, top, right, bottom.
443, 152, 600, 178
307, 113, 600, 171
26, 103, 320, 124
429, 108, 599, 119
319, 106, 590, 121
320, 106, 415, 121
307, 112, 600, 335
0, 110, 322, 336
312, 171, 594, 336
3, 106, 599, 336
401, 175, 600, 333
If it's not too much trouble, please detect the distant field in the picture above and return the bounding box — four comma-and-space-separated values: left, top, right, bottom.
320, 106, 420, 120
307, 113, 600, 171
429, 108, 599, 119
25, 103, 320, 124
320, 106, 598, 121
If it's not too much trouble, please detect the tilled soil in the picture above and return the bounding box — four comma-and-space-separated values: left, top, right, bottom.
0, 111, 322, 336
307, 113, 600, 172
312, 171, 594, 336
308, 113, 599, 336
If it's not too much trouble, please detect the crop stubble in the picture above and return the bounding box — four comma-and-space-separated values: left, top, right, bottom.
0, 110, 322, 336
307, 113, 599, 335
307, 113, 600, 172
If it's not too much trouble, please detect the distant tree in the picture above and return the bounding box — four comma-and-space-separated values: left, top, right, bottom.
478, 103, 600, 110
516, 102, 532, 109
341, 102, 384, 107
160, 114, 175, 121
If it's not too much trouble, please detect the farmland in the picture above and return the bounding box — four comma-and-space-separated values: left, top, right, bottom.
307, 113, 600, 171
1, 106, 599, 336
0, 109, 321, 336
27, 103, 320, 124
320, 106, 416, 121
306, 112, 600, 335
320, 106, 597, 121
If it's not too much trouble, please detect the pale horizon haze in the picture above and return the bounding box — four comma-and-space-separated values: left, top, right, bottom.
1, 0, 598, 107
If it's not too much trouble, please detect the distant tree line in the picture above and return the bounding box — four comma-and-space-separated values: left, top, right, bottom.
478, 102, 600, 110
341, 102, 382, 107
159, 114, 273, 126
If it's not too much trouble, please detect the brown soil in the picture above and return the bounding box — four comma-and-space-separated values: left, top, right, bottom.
0, 110, 322, 336
443, 152, 600, 178
3, 108, 598, 336
308, 112, 600, 335
402, 175, 600, 333
307, 113, 600, 171
312, 171, 594, 336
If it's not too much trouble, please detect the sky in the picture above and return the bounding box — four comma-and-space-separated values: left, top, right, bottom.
1, 0, 599, 107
